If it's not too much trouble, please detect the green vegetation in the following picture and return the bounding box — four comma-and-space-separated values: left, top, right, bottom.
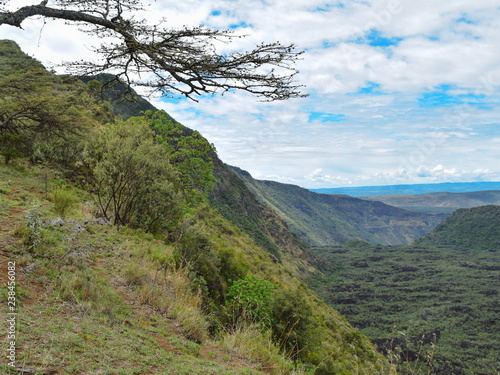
309, 208, 500, 374
226, 274, 275, 328
0, 40, 392, 374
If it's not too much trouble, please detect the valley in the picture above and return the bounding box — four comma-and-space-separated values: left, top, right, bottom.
308, 206, 500, 375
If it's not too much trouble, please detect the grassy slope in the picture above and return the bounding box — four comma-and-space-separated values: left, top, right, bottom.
0, 164, 271, 375
231, 166, 446, 246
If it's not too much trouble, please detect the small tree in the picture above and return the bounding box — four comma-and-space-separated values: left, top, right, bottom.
82, 118, 181, 231
1, 1, 306, 102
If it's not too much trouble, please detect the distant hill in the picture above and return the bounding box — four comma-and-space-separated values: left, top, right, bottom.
311, 181, 500, 197
362, 190, 500, 214
231, 167, 446, 246
415, 205, 500, 249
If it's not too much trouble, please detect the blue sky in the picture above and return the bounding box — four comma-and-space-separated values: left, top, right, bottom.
4, 0, 500, 188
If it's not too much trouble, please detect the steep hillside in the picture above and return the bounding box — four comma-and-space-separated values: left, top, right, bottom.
415, 205, 500, 249
0, 40, 393, 374
84, 69, 317, 278
209, 160, 317, 278
231, 167, 446, 246
363, 190, 500, 214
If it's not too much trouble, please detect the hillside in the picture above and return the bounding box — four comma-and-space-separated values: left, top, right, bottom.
362, 190, 500, 214
231, 167, 446, 246
0, 40, 392, 374
415, 205, 500, 249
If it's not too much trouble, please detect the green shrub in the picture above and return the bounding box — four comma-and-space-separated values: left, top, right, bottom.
24, 202, 43, 250
49, 188, 79, 217
82, 119, 182, 231
226, 274, 275, 328
0, 133, 24, 164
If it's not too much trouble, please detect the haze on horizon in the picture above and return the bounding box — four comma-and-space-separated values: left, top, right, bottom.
3, 0, 500, 188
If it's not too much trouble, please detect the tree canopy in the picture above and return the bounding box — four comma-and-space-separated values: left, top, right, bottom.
0, 0, 306, 101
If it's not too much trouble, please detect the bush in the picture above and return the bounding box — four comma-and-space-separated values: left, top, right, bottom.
226, 274, 275, 328
0, 133, 24, 164
49, 188, 79, 217
82, 119, 182, 232
24, 202, 43, 250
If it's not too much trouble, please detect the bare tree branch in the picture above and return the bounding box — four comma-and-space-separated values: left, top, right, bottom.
1, 1, 306, 101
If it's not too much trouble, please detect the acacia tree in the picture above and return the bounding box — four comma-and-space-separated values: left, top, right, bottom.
0, 0, 305, 101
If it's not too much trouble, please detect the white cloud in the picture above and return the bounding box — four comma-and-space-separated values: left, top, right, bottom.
305, 169, 353, 185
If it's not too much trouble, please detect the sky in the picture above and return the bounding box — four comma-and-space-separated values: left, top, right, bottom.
2, 0, 500, 188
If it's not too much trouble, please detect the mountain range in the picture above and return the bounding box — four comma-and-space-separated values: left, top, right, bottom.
230, 166, 446, 246
362, 190, 500, 214
311, 181, 500, 196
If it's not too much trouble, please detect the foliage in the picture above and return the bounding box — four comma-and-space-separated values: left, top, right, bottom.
1, 1, 305, 101
226, 274, 275, 327
23, 202, 43, 250
81, 118, 181, 230
0, 133, 23, 164
48, 187, 79, 217
146, 110, 216, 202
